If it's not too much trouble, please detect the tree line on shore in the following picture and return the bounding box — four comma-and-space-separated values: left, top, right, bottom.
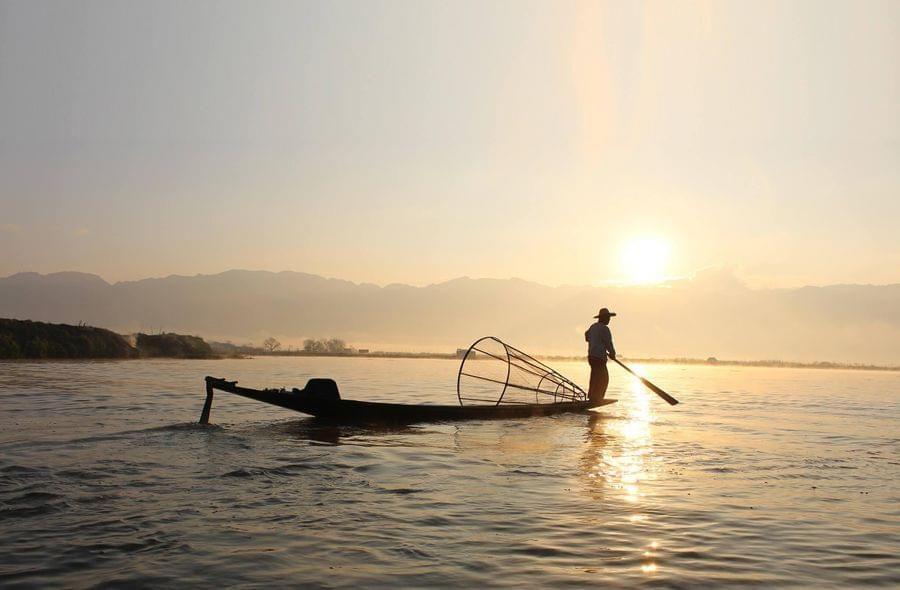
0, 319, 218, 359
5, 318, 896, 370
252, 337, 353, 355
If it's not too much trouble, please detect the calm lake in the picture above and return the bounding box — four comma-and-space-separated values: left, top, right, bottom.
1, 357, 898, 588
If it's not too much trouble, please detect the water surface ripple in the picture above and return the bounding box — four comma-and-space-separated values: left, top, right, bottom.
1, 358, 898, 587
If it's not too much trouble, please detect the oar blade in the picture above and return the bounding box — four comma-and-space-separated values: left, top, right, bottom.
640, 377, 679, 405
613, 358, 680, 405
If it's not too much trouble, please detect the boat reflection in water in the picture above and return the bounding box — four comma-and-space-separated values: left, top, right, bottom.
581, 366, 660, 575
243, 418, 428, 446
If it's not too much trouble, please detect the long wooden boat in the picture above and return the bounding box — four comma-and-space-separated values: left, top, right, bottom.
200, 376, 616, 424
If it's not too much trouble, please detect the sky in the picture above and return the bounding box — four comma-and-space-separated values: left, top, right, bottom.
1, 0, 898, 288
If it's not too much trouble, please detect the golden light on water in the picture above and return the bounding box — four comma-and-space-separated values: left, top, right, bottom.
584, 365, 655, 501
642, 540, 659, 576
628, 367, 661, 576
620, 237, 671, 284
581, 362, 661, 575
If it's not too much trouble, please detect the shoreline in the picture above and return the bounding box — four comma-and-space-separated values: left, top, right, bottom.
250, 351, 900, 372
3, 319, 896, 371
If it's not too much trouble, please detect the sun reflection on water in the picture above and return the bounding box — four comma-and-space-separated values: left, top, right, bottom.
582, 364, 660, 574
602, 370, 654, 499
641, 541, 660, 575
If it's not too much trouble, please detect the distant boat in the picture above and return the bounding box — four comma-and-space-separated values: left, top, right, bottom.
199, 376, 615, 424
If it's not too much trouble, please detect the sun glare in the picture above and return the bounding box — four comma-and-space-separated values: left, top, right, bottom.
621, 237, 671, 284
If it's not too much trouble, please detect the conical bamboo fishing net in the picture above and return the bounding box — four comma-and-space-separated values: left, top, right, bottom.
456, 336, 586, 406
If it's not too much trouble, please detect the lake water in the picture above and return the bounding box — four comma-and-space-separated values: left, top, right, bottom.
1, 357, 898, 588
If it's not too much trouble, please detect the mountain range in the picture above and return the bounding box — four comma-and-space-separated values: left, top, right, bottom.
1, 269, 898, 364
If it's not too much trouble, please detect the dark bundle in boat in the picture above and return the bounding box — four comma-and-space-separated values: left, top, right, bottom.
200, 337, 615, 424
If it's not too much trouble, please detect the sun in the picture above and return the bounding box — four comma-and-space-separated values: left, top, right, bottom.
621, 237, 671, 284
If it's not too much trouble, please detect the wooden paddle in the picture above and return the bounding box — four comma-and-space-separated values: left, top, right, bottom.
612, 358, 679, 405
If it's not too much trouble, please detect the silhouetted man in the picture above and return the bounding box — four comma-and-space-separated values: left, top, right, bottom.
585, 308, 616, 403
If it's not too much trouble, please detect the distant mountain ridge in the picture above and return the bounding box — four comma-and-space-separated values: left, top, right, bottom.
1, 269, 898, 364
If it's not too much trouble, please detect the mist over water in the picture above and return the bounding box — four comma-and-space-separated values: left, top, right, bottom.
1, 357, 898, 587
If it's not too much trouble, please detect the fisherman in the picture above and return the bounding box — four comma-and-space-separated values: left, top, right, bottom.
585, 307, 616, 402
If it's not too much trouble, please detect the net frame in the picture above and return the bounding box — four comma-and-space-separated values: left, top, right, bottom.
456, 336, 587, 406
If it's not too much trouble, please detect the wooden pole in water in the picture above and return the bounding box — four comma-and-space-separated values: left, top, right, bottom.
199, 378, 215, 424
